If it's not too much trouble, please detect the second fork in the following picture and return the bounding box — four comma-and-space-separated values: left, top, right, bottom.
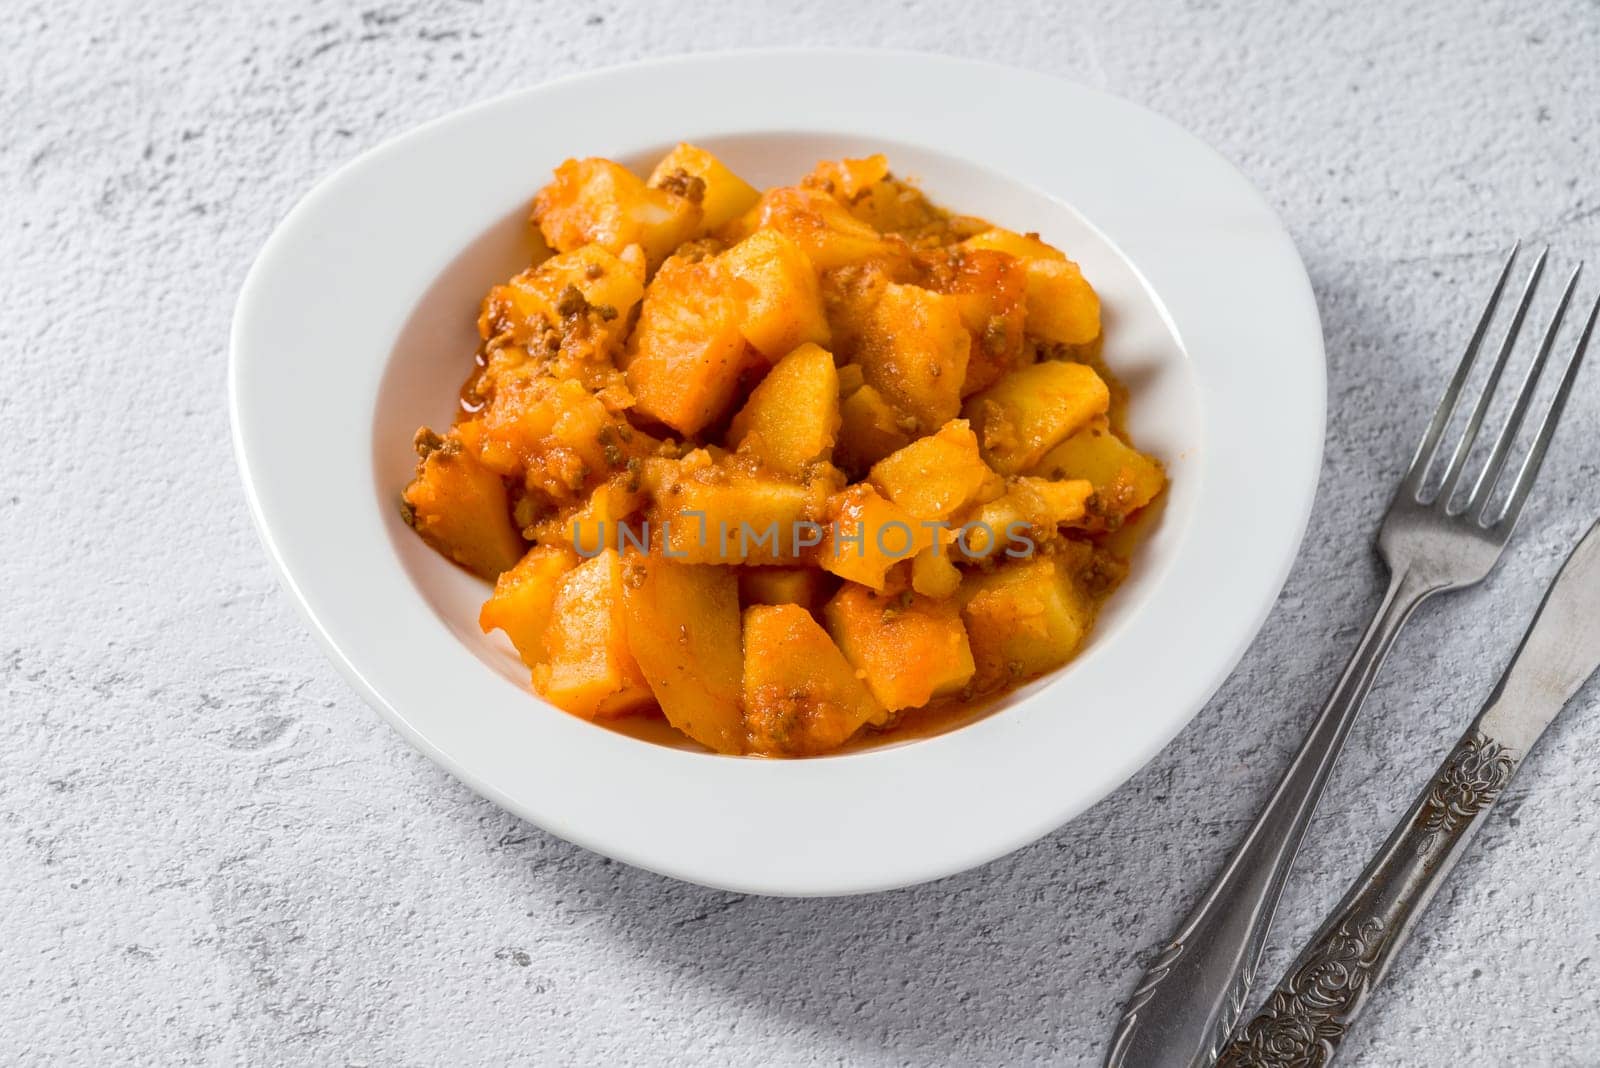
1106, 244, 1596, 1068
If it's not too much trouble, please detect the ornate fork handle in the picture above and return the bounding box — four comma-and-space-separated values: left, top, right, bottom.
1215, 724, 1522, 1067
1107, 247, 1595, 1068
1107, 566, 1441, 1067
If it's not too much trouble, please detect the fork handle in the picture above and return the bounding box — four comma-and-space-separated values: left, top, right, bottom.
1106, 566, 1441, 1068
1214, 718, 1522, 1066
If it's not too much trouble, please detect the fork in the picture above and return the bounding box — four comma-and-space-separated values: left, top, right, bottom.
1105, 244, 1594, 1068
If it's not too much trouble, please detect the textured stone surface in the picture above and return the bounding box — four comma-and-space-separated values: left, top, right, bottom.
4, 1, 1600, 1064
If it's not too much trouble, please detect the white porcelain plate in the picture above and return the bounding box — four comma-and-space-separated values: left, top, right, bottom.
231, 50, 1324, 895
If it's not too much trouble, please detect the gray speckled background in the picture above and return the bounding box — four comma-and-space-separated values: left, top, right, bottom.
5, 1, 1600, 1064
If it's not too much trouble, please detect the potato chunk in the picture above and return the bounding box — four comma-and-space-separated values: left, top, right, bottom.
824, 585, 975, 711
622, 557, 746, 754
641, 454, 831, 565
856, 282, 970, 432
1023, 259, 1102, 346
845, 178, 948, 239
532, 157, 700, 268
535, 549, 653, 719
727, 342, 841, 476
648, 142, 761, 234
920, 248, 1030, 396
720, 229, 832, 361
738, 567, 828, 610
525, 476, 646, 554
836, 362, 865, 396
742, 604, 887, 756
959, 477, 1095, 559
402, 429, 524, 580
804, 154, 891, 200
478, 243, 646, 353
834, 383, 913, 475
961, 227, 1067, 263
910, 547, 963, 600
468, 374, 630, 501
724, 187, 897, 270
959, 554, 1094, 691
961, 228, 1099, 345
868, 418, 998, 521
818, 257, 894, 358
963, 361, 1110, 474
1034, 416, 1166, 524
622, 254, 749, 436
819, 484, 934, 590
478, 546, 580, 667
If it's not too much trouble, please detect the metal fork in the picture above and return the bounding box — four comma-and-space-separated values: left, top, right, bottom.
1106, 244, 1595, 1068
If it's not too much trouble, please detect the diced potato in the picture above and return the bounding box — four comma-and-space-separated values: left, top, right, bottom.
622, 254, 749, 436
720, 229, 831, 360
823, 585, 975, 711
819, 484, 934, 590
868, 418, 999, 521
1034, 415, 1166, 524
743, 603, 888, 756
471, 338, 640, 418
642, 454, 831, 564
1023, 258, 1101, 345
469, 374, 630, 501
962, 227, 1068, 263
1014, 475, 1095, 525
961, 228, 1099, 345
962, 361, 1110, 474
804, 154, 891, 200
738, 567, 828, 610
622, 557, 746, 754
532, 158, 700, 268
856, 282, 970, 432
478, 243, 646, 350
846, 178, 947, 239
834, 383, 913, 474
722, 187, 897, 270
958, 477, 1095, 559
920, 248, 1029, 396
402, 428, 524, 580
535, 549, 653, 718
959, 553, 1094, 691
648, 142, 761, 234
526, 476, 646, 553
478, 546, 580, 667
726, 342, 841, 476
910, 547, 963, 599
836, 362, 865, 396
818, 257, 895, 358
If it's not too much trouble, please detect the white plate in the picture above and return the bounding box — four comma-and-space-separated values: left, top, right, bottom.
231, 49, 1324, 896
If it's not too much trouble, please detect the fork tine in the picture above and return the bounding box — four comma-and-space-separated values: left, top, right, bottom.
1466, 263, 1582, 517
1492, 289, 1600, 531
1402, 243, 1521, 498
1435, 247, 1548, 504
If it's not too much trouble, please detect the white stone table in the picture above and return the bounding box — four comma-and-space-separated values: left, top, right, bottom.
4, 1, 1598, 1062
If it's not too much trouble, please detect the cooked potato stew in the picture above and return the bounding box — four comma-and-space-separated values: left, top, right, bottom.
401, 145, 1165, 756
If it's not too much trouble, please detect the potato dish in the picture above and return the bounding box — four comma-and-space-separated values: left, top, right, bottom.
400, 144, 1165, 756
